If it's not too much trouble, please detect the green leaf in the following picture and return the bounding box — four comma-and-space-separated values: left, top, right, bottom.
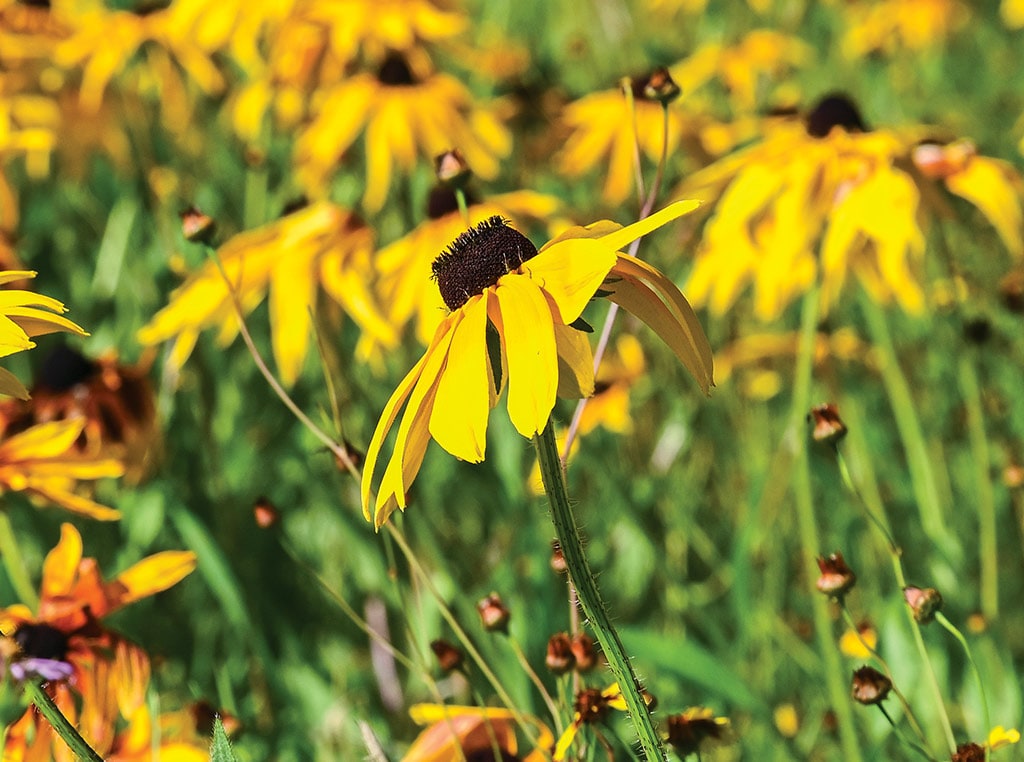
211, 716, 238, 762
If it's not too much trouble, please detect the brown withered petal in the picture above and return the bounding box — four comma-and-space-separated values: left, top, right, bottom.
545, 633, 575, 674
903, 586, 943, 624
809, 403, 848, 444
570, 633, 598, 672
816, 552, 856, 597
476, 593, 510, 633
430, 639, 464, 673
851, 666, 892, 705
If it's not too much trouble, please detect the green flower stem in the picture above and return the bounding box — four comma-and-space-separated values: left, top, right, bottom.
956, 356, 998, 621
859, 295, 950, 551
0, 510, 38, 609
833, 441, 957, 756
508, 635, 564, 733
789, 287, 863, 762
24, 682, 104, 762
877, 703, 938, 761
535, 423, 665, 761
455, 188, 471, 228
936, 612, 990, 762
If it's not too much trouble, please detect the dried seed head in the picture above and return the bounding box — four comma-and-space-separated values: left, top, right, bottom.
432, 216, 538, 310
903, 586, 943, 624
805, 93, 868, 138
476, 593, 510, 633
851, 666, 892, 705
951, 743, 986, 762
430, 639, 464, 673
816, 552, 857, 598
570, 633, 598, 672
573, 687, 611, 725
809, 403, 848, 445
545, 633, 575, 674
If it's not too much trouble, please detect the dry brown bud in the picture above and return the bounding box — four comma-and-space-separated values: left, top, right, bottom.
434, 149, 472, 188
476, 593, 510, 633
903, 586, 943, 624
545, 633, 575, 674
252, 497, 279, 528
570, 633, 598, 672
816, 552, 856, 598
430, 639, 464, 673
641, 66, 681, 104
851, 666, 892, 705
809, 403, 848, 445
550, 541, 567, 574
179, 206, 216, 244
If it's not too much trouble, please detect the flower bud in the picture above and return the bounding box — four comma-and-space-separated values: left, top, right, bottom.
430, 639, 464, 673
808, 403, 848, 445
476, 593, 510, 633
640, 67, 681, 104
252, 497, 279, 529
545, 633, 575, 674
570, 633, 598, 672
816, 553, 856, 598
550, 541, 567, 574
903, 586, 943, 624
179, 206, 216, 244
434, 149, 472, 189
851, 666, 891, 705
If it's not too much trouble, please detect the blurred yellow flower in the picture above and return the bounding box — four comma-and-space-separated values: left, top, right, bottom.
682, 94, 1024, 320
404, 703, 554, 762
839, 622, 878, 658
376, 185, 563, 346
295, 50, 511, 210
362, 201, 711, 527
1004, 0, 1024, 27
666, 707, 733, 757
555, 683, 654, 760
138, 202, 396, 387
773, 703, 800, 738
0, 418, 124, 519
840, 0, 968, 57
988, 725, 1021, 750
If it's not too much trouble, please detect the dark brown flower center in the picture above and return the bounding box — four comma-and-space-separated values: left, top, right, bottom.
14, 622, 69, 660
36, 344, 98, 392
426, 186, 480, 220
377, 52, 416, 86
805, 93, 868, 138
431, 216, 539, 310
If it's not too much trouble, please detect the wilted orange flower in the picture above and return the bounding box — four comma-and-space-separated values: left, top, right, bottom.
1, 523, 197, 761
403, 703, 554, 762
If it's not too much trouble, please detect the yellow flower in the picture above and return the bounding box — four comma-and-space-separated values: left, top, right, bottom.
376, 186, 564, 347
1004, 0, 1024, 27
666, 707, 732, 757
554, 683, 653, 760
0, 418, 124, 519
682, 94, 1024, 320
138, 202, 395, 387
839, 622, 878, 659
988, 725, 1021, 751
362, 200, 712, 527
840, 0, 968, 57
403, 704, 554, 762
294, 50, 511, 211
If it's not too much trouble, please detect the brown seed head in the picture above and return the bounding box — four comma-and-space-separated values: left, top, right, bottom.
666, 708, 730, 756
545, 633, 575, 674
570, 633, 598, 672
809, 403, 848, 445
951, 743, 986, 762
816, 552, 856, 598
640, 66, 681, 104
903, 586, 943, 624
434, 149, 472, 188
573, 687, 611, 725
430, 639, 464, 673
851, 666, 892, 705
476, 593, 510, 633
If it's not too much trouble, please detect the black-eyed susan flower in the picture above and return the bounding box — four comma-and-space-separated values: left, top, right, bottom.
681, 94, 1024, 320
1, 523, 196, 760
403, 703, 554, 762
0, 418, 124, 519
554, 683, 655, 760
361, 201, 712, 527
294, 50, 511, 210
375, 184, 564, 347
138, 201, 396, 387
666, 707, 732, 757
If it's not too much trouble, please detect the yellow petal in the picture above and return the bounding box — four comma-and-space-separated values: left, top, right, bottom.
553, 721, 581, 761
496, 275, 558, 438
605, 254, 713, 394
525, 238, 616, 324
553, 321, 595, 399
269, 257, 317, 387
1, 307, 87, 339
0, 419, 86, 460
429, 294, 490, 462
23, 481, 122, 520
946, 157, 1024, 257
42, 523, 83, 600
0, 271, 37, 285
596, 199, 701, 252
0, 367, 29, 399
109, 550, 198, 612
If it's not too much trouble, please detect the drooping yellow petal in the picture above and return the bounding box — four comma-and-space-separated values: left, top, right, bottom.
553, 722, 581, 761
109, 550, 198, 613
429, 294, 490, 462
553, 321, 595, 399
605, 254, 714, 394
0, 367, 29, 399
22, 481, 122, 520
0, 419, 87, 460
946, 156, 1024, 257
1, 306, 87, 339
0, 271, 37, 285
42, 523, 83, 600
268, 256, 317, 386
525, 238, 616, 324
595, 199, 701, 253
495, 275, 558, 438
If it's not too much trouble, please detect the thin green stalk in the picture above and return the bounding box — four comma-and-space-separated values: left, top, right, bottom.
455, 188, 471, 228
24, 682, 104, 762
859, 295, 950, 552
877, 703, 937, 761
535, 424, 665, 761
936, 612, 990, 762
789, 287, 863, 762
956, 356, 998, 620
508, 636, 564, 733
0, 510, 38, 609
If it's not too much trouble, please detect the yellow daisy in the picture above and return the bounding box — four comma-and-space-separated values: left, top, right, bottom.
681, 94, 1024, 320
362, 200, 712, 527
840, 0, 968, 57
376, 185, 563, 347
294, 50, 511, 210
138, 202, 396, 387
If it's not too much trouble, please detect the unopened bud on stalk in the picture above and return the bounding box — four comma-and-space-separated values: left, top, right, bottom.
550, 540, 567, 574
640, 66, 681, 104
430, 639, 464, 673
252, 497, 279, 528
903, 586, 943, 624
851, 666, 892, 705
545, 633, 575, 674
808, 403, 848, 445
816, 552, 856, 598
434, 149, 472, 189
476, 593, 510, 633
570, 633, 598, 672
179, 206, 216, 244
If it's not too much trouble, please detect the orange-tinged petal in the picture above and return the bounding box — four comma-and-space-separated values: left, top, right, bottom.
496, 275, 557, 438
0, 367, 29, 399
605, 254, 714, 393
113, 639, 151, 717
0, 419, 87, 460
107, 550, 198, 613
553, 321, 595, 399
41, 523, 83, 600
24, 482, 122, 520
429, 294, 490, 462
525, 238, 616, 324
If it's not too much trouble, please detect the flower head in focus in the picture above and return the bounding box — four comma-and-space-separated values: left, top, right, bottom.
403, 703, 553, 762
137, 201, 396, 387
1, 523, 197, 760
362, 201, 712, 527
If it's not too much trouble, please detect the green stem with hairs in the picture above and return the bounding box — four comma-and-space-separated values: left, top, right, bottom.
534, 423, 665, 761
789, 287, 863, 762
24, 682, 104, 762
0, 510, 38, 609
936, 612, 990, 762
